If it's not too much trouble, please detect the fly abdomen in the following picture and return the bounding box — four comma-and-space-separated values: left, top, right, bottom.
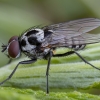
68, 44, 86, 50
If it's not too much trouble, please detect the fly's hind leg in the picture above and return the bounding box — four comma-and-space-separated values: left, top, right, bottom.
74, 51, 100, 70
53, 50, 100, 70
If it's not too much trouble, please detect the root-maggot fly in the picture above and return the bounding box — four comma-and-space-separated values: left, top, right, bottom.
1, 18, 100, 93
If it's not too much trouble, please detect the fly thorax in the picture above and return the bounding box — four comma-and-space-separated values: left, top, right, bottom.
20, 28, 45, 56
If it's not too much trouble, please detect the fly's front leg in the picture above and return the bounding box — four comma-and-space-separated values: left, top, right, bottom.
0, 59, 37, 85
46, 51, 52, 94
7, 54, 22, 64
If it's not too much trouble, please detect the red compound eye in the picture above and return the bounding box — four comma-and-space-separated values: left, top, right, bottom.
8, 36, 20, 58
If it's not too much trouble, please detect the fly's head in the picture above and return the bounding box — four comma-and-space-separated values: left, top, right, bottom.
2, 36, 21, 58
19, 28, 45, 57
1, 28, 51, 59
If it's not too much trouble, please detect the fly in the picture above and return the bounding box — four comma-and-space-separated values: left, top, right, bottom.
1, 18, 100, 94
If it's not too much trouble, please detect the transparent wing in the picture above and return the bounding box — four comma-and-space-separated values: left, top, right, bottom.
42, 18, 100, 47
43, 18, 100, 39
53, 33, 100, 47
42, 33, 100, 47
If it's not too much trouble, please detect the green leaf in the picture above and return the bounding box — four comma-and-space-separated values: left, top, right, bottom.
0, 43, 100, 99
0, 87, 100, 100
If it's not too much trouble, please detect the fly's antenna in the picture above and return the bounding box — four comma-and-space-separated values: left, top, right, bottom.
0, 40, 5, 52
0, 40, 8, 52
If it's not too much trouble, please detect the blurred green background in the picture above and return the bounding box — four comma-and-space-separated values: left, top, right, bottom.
0, 0, 100, 98
0, 0, 100, 66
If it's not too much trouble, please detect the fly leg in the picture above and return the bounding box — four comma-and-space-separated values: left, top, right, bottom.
53, 51, 74, 57
74, 51, 100, 70
53, 50, 100, 70
46, 51, 52, 94
7, 58, 12, 64
7, 54, 22, 64
0, 59, 37, 85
